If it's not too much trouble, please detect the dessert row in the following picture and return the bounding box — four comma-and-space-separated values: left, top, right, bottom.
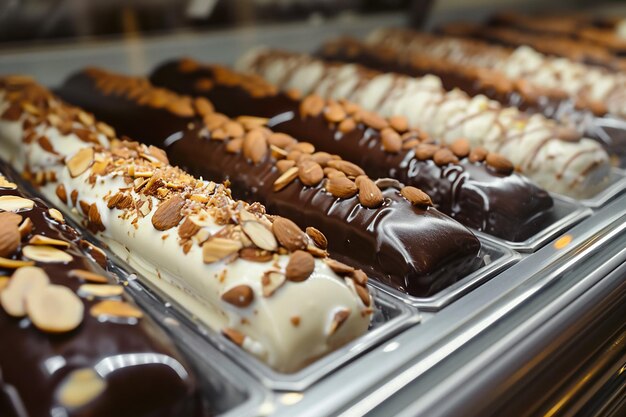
2, 14, 625, 412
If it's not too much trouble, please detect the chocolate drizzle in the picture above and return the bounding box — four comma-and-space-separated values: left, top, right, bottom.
146, 59, 555, 241
0, 161, 201, 417
57, 69, 483, 297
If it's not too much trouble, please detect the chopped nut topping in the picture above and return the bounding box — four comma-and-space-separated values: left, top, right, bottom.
66, 147, 95, 178
328, 308, 351, 336
69, 269, 109, 284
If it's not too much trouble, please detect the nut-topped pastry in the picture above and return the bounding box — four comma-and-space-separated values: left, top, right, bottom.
235, 48, 611, 199
0, 161, 201, 417
56, 68, 483, 296
0, 76, 372, 373
144, 59, 555, 241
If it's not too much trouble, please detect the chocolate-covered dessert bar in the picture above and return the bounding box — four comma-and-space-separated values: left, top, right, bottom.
0, 161, 200, 416
235, 48, 611, 199
57, 68, 482, 296
146, 59, 555, 241
366, 28, 626, 120
0, 76, 372, 373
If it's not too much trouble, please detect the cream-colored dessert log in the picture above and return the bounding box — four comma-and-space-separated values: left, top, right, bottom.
236, 48, 610, 199
368, 28, 626, 118
0, 77, 372, 373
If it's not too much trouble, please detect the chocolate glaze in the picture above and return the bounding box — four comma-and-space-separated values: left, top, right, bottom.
0, 161, 204, 417
57, 71, 482, 297
316, 38, 626, 168
147, 60, 555, 241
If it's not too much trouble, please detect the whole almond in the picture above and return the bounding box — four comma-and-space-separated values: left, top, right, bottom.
237, 115, 269, 130
324, 102, 347, 123
325, 259, 355, 275
56, 184, 68, 204
351, 269, 368, 286
327, 160, 365, 178
361, 111, 388, 130
272, 217, 307, 251
243, 130, 268, 164
268, 132, 296, 149
356, 177, 383, 208
298, 160, 324, 187
338, 118, 357, 133
221, 285, 254, 307
306, 227, 328, 249
401, 186, 433, 207
276, 159, 296, 173
194, 97, 214, 117
469, 146, 488, 163
389, 115, 409, 132
285, 250, 315, 282
433, 148, 459, 166
450, 138, 470, 158
326, 177, 358, 199
0, 212, 22, 258
324, 167, 346, 179
354, 285, 371, 307
310, 152, 335, 167
414, 143, 440, 160
152, 195, 185, 231
239, 248, 273, 262
273, 166, 299, 191
486, 152, 514, 175
381, 128, 402, 153
290, 142, 315, 155
300, 94, 325, 117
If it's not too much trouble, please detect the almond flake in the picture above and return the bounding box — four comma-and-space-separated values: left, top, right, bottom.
57, 368, 107, 409
0, 175, 17, 190
262, 271, 286, 297
222, 327, 246, 346
90, 299, 143, 319
78, 284, 123, 298
0, 256, 35, 269
22, 245, 73, 263
0, 277, 8, 293
29, 234, 71, 248
0, 195, 34, 212
202, 238, 243, 263
242, 221, 277, 252
48, 208, 65, 223
66, 147, 95, 178
0, 266, 49, 317
0, 212, 22, 257
68, 269, 109, 284
273, 166, 299, 191
26, 284, 84, 333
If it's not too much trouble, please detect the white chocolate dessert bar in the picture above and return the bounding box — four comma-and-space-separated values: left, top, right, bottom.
0, 77, 372, 373
236, 48, 611, 199
368, 28, 626, 118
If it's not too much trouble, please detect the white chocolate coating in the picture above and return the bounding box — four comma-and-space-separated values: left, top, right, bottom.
0, 87, 371, 373
369, 29, 626, 119
237, 48, 610, 199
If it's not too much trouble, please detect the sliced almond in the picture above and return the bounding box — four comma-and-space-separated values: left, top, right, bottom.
221, 284, 254, 307
0, 256, 35, 269
273, 166, 299, 191
29, 234, 71, 248
22, 245, 73, 263
272, 217, 307, 251
237, 115, 269, 130
239, 248, 273, 262
222, 327, 246, 346
78, 284, 123, 298
68, 269, 109, 284
26, 284, 84, 333
48, 208, 65, 223
400, 186, 433, 208
0, 277, 9, 293
242, 221, 278, 252
0, 212, 22, 257
178, 217, 201, 240
286, 250, 315, 282
0, 195, 34, 212
262, 271, 286, 297
0, 175, 17, 190
0, 266, 49, 317
151, 195, 185, 231
202, 238, 243, 263
90, 299, 143, 319
354, 284, 371, 307
57, 368, 107, 409
267, 132, 296, 149
328, 308, 351, 336
66, 147, 95, 178
326, 177, 358, 199
276, 159, 296, 174
306, 227, 328, 249
18, 217, 33, 238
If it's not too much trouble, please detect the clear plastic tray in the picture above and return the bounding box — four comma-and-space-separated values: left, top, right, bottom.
575, 168, 626, 209
368, 239, 520, 312
476, 195, 592, 253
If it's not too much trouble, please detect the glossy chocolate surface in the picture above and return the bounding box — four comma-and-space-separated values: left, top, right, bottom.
148, 60, 555, 241
0, 161, 202, 417
57, 71, 482, 297
317, 38, 626, 168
